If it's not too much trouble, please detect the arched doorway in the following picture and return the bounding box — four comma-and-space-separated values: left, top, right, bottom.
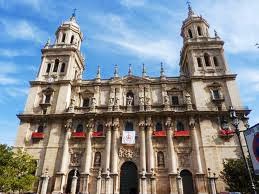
180, 169, 195, 194
65, 169, 80, 194
120, 161, 138, 194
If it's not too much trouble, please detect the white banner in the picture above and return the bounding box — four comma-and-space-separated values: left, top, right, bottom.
244, 123, 259, 175
122, 131, 135, 144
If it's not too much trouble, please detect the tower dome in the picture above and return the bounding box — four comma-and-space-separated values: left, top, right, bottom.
181, 3, 210, 42
55, 12, 83, 50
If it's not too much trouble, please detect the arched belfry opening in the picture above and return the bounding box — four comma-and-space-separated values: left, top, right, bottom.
180, 169, 195, 194
65, 169, 80, 194
120, 161, 138, 194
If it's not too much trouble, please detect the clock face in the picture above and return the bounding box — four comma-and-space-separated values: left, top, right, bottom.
253, 133, 259, 162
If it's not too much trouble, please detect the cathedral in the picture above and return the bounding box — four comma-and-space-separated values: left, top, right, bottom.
15, 4, 249, 194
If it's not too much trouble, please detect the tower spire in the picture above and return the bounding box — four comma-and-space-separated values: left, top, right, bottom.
142, 64, 147, 77
70, 8, 77, 22
128, 64, 132, 76
160, 62, 165, 77
187, 1, 194, 17
114, 64, 119, 78
96, 65, 101, 79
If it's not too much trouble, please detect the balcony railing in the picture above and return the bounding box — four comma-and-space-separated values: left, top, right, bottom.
92, 131, 104, 137
71, 132, 86, 138
219, 129, 235, 138
31, 132, 44, 139
173, 130, 190, 137
153, 131, 166, 137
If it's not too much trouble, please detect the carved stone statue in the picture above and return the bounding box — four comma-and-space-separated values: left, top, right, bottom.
164, 95, 169, 105
126, 96, 133, 106
109, 97, 114, 105
65, 119, 73, 130
114, 97, 119, 106
139, 96, 144, 105
141, 168, 146, 178
185, 92, 192, 105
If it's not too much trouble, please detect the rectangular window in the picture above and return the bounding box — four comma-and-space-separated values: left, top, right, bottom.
45, 94, 51, 104
83, 98, 89, 107
53, 64, 58, 72
172, 96, 179, 105
46, 63, 51, 73
213, 90, 220, 99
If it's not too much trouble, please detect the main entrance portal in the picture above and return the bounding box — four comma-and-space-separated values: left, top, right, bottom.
120, 161, 138, 194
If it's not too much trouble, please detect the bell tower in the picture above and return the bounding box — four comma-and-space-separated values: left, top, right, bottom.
179, 3, 242, 111
36, 12, 84, 82
179, 3, 229, 77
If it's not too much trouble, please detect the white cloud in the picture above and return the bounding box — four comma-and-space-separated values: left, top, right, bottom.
0, 19, 48, 43
91, 14, 180, 66
0, 75, 19, 85
196, 0, 259, 53
0, 48, 35, 57
0, 0, 42, 10
119, 0, 146, 8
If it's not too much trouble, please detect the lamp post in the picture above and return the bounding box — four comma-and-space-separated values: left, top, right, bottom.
229, 106, 257, 194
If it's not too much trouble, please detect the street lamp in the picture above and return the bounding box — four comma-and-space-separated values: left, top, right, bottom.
229, 106, 257, 194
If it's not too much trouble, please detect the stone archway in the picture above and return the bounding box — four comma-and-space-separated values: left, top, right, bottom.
120, 161, 138, 194
65, 169, 80, 194
180, 169, 195, 194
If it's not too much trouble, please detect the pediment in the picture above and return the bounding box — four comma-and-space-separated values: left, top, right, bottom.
80, 88, 94, 94
207, 82, 222, 88
110, 75, 151, 84
167, 86, 182, 92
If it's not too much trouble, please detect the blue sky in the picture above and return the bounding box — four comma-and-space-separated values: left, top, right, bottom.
0, 0, 259, 145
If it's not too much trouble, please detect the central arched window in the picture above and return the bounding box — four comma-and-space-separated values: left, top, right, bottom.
46, 63, 51, 73
70, 35, 74, 44
83, 98, 90, 107
76, 124, 83, 132
204, 53, 211, 66
97, 123, 104, 132
177, 122, 185, 131
213, 56, 219, 67
53, 59, 59, 72
188, 29, 193, 39
62, 33, 66, 43
37, 125, 44, 133
126, 90, 134, 105
155, 122, 163, 131
60, 63, 66, 73
197, 26, 202, 36
197, 57, 203, 67
125, 121, 134, 131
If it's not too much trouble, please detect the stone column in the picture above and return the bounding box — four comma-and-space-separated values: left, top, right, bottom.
105, 169, 111, 194
150, 169, 157, 194
166, 117, 177, 174
80, 119, 94, 194
146, 117, 155, 172
190, 117, 203, 174
190, 117, 206, 194
71, 170, 78, 194
176, 172, 184, 194
40, 169, 49, 194
96, 168, 102, 194
166, 117, 178, 194
53, 119, 72, 194
105, 122, 112, 172
140, 170, 147, 194
111, 118, 120, 194
139, 122, 146, 172
207, 169, 217, 194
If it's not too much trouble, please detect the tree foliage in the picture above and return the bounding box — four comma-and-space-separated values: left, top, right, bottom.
220, 158, 259, 194
0, 144, 37, 193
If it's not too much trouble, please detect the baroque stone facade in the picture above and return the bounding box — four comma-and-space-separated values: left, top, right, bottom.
15, 6, 249, 194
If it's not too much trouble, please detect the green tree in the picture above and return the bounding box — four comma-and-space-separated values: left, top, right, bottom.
220, 158, 258, 194
0, 144, 37, 193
